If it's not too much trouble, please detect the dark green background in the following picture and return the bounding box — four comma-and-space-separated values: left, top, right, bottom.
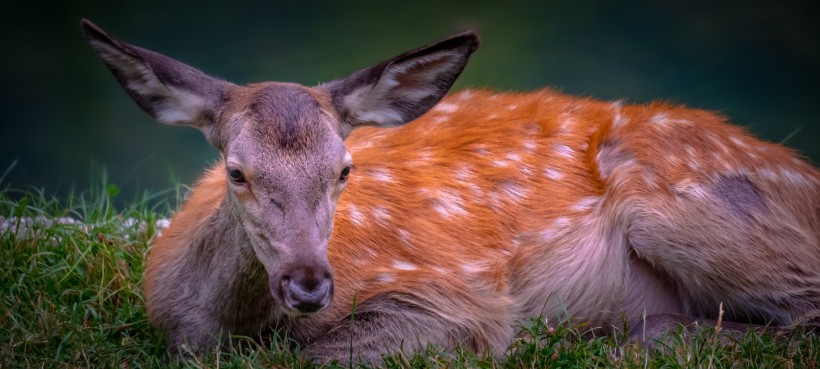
2, 1, 818, 202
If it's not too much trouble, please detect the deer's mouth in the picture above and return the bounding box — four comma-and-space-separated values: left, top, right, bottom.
270, 269, 333, 316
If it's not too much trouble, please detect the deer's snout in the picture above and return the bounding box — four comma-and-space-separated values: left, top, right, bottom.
274, 266, 333, 314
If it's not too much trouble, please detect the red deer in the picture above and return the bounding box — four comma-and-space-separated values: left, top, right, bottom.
81, 19, 819, 364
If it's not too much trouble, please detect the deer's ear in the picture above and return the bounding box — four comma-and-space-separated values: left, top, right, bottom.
325, 31, 479, 136
81, 19, 231, 145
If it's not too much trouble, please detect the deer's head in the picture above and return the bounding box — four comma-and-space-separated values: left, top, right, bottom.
81, 19, 479, 316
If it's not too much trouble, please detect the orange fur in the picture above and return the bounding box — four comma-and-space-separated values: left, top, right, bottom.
147, 88, 820, 354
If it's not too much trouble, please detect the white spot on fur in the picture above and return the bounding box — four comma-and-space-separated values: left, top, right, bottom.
708, 134, 730, 154
433, 102, 459, 114
492, 159, 510, 168
673, 180, 709, 199
432, 189, 468, 218
572, 197, 599, 212
712, 152, 727, 169
433, 115, 449, 124
553, 217, 571, 228
468, 184, 484, 196
352, 255, 369, 266
353, 141, 374, 150
730, 136, 748, 149
651, 112, 669, 125
613, 113, 628, 128
454, 166, 473, 182
554, 144, 575, 159
377, 273, 396, 283
371, 168, 393, 182
474, 144, 490, 156
364, 247, 378, 258
415, 147, 434, 164
523, 140, 537, 153
348, 204, 365, 227
540, 217, 572, 241
372, 206, 391, 225
397, 228, 412, 247
757, 168, 778, 181
507, 104, 519, 110
652, 112, 692, 127
505, 152, 522, 162
461, 261, 487, 274
559, 112, 575, 130
610, 101, 627, 128
510, 236, 522, 249
780, 168, 809, 186
500, 181, 529, 202
544, 167, 564, 180
458, 90, 474, 100
392, 260, 418, 271
454, 167, 484, 196
685, 145, 697, 159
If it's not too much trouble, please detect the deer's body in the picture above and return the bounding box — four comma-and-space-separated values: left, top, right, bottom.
148, 88, 819, 359
81, 20, 819, 364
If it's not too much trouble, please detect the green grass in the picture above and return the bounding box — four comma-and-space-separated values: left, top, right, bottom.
1, 183, 817, 369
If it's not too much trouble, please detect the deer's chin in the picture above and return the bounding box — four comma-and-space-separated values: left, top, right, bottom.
278, 292, 331, 317
278, 304, 321, 318
279, 305, 302, 318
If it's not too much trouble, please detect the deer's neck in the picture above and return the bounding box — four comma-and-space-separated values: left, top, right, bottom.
188, 199, 278, 334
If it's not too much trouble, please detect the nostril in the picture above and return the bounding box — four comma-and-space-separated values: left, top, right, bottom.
323, 272, 331, 280
282, 275, 291, 282
285, 278, 331, 313
289, 280, 328, 297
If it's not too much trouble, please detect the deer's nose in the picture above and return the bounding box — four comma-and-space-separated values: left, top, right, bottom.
278, 268, 333, 314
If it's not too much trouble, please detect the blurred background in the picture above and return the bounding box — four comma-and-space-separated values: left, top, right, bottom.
1, 0, 818, 205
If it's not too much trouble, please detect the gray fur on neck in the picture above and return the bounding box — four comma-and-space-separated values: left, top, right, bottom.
150, 199, 277, 350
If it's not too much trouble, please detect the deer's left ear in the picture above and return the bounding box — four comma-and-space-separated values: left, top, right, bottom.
325, 31, 479, 135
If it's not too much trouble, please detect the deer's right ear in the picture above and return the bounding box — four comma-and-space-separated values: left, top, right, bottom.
81, 19, 231, 146
325, 31, 479, 137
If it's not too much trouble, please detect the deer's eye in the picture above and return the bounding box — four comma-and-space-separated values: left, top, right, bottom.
228, 168, 246, 184
339, 166, 351, 182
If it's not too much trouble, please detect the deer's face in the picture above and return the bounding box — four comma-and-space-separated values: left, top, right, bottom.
219, 83, 349, 315
81, 18, 478, 316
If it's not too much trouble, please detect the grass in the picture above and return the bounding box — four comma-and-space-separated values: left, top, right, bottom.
1, 181, 817, 368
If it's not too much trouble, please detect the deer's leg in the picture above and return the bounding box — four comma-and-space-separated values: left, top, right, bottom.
625, 173, 820, 326
303, 293, 512, 365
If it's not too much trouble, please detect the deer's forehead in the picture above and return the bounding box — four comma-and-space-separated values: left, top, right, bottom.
226, 83, 341, 155
224, 83, 347, 194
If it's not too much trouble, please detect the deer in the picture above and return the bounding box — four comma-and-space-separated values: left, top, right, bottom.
80, 19, 820, 364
